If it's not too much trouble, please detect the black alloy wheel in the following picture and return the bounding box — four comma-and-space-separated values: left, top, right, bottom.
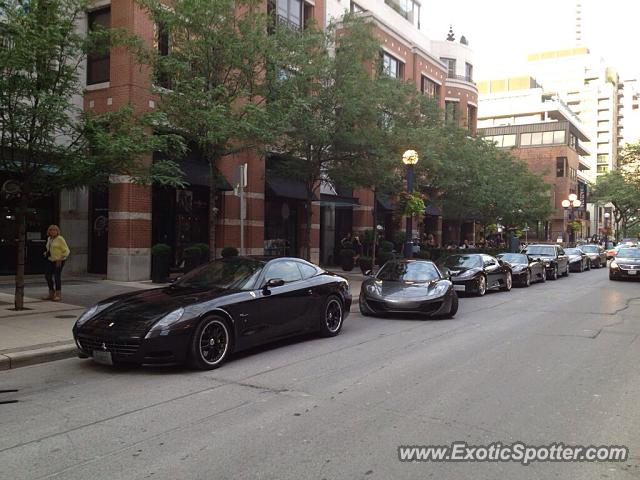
540, 267, 547, 283
444, 291, 459, 319
524, 269, 531, 287
501, 271, 512, 292
189, 316, 232, 370
319, 296, 344, 337
563, 263, 570, 277
550, 265, 558, 280
476, 275, 487, 296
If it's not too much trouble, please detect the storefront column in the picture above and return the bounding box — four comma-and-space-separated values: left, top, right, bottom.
107, 175, 152, 281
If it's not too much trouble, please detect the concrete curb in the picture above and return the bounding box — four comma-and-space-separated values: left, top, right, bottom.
0, 342, 77, 371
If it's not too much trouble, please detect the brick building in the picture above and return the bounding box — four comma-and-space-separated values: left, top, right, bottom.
477, 80, 591, 241
0, 0, 478, 279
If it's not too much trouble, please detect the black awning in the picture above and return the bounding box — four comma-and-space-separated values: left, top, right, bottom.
376, 192, 395, 211
320, 193, 359, 207
266, 176, 317, 201
425, 204, 442, 216
181, 160, 233, 190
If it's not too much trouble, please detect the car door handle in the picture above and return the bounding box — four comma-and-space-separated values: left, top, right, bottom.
307, 289, 313, 295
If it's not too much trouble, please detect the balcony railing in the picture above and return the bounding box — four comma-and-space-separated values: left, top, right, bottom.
447, 73, 475, 84
276, 14, 301, 32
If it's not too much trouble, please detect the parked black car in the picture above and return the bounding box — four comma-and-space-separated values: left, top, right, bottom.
521, 244, 569, 280
564, 248, 591, 272
496, 253, 546, 286
437, 253, 512, 296
359, 259, 458, 318
609, 247, 640, 280
579, 244, 607, 268
73, 257, 351, 369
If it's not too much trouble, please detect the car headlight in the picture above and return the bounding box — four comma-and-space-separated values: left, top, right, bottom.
75, 302, 114, 328
610, 261, 619, 269
145, 308, 185, 338
458, 269, 477, 278
433, 283, 449, 295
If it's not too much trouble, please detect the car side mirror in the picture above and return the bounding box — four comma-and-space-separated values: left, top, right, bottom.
265, 278, 285, 289
365, 269, 372, 276
441, 267, 451, 280
498, 259, 504, 266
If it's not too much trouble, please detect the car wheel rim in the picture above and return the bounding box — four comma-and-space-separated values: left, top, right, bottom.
199, 320, 229, 365
526, 271, 531, 286
479, 276, 486, 295
326, 299, 343, 333
506, 273, 512, 290
542, 269, 546, 280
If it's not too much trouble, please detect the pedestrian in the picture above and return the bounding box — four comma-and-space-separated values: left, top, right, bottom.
340, 232, 352, 248
352, 235, 363, 261
42, 224, 70, 302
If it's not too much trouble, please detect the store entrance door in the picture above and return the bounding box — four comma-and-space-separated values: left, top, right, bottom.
88, 189, 108, 274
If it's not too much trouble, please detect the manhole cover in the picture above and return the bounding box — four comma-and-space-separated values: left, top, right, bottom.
55, 314, 77, 319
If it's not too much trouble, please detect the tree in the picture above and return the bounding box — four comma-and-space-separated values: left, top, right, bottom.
591, 170, 640, 239
0, 0, 182, 309
265, 13, 383, 260
137, 0, 276, 258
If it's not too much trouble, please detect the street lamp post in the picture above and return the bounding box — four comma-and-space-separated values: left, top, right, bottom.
561, 193, 582, 244
402, 150, 419, 258
604, 212, 611, 249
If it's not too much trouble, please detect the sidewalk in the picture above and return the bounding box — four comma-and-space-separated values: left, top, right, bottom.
0, 269, 366, 371
0, 278, 162, 371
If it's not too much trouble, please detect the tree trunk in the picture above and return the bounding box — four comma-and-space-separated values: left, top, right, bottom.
14, 193, 28, 310
371, 189, 377, 270
209, 161, 218, 260
303, 193, 312, 261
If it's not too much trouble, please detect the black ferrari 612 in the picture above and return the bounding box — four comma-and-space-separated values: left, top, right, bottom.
496, 253, 546, 286
73, 257, 351, 369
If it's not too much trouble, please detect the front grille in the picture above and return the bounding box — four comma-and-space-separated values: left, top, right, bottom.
77, 334, 141, 357
420, 301, 443, 314
366, 299, 388, 312
619, 264, 640, 270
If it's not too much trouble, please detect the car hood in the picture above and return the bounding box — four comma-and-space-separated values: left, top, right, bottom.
80, 286, 236, 333
363, 279, 447, 299
568, 254, 582, 262
615, 257, 640, 265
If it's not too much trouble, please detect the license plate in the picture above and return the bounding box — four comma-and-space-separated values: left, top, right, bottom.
628, 270, 637, 275
453, 284, 466, 292
92, 350, 113, 365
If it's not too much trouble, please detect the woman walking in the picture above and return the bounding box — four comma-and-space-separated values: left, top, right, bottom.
42, 225, 70, 302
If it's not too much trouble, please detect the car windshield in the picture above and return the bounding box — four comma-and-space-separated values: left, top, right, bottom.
616, 248, 640, 258
174, 258, 265, 290
377, 261, 440, 282
497, 253, 528, 264
439, 255, 482, 269
580, 245, 598, 253
524, 245, 555, 256
564, 248, 581, 255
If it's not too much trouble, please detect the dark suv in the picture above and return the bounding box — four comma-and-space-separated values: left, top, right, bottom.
521, 244, 569, 280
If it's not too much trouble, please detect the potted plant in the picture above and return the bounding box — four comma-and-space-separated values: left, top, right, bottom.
339, 241, 355, 271
150, 243, 171, 283
221, 246, 239, 258
193, 243, 210, 265
376, 240, 395, 266
358, 256, 373, 274
182, 245, 201, 273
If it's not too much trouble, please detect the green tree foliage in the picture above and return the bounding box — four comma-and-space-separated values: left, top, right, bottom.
265, 14, 383, 259
591, 169, 640, 238
0, 0, 182, 309
137, 0, 275, 256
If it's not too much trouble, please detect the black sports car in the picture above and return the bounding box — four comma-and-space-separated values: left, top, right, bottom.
565, 248, 591, 272
609, 247, 640, 280
437, 253, 512, 296
359, 259, 458, 318
73, 257, 351, 369
521, 244, 569, 280
579, 244, 607, 268
496, 253, 546, 286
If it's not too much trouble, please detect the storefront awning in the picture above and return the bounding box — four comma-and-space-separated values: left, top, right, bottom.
376, 192, 395, 211
320, 193, 359, 207
266, 175, 317, 201
181, 160, 233, 190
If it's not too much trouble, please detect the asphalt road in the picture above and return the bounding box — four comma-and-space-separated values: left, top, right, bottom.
1, 268, 639, 480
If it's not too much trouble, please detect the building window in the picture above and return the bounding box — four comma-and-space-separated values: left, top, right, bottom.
465, 62, 473, 82
87, 8, 111, 85
569, 133, 578, 150
597, 165, 609, 174
467, 104, 476, 131
531, 132, 543, 145
381, 51, 403, 79
556, 157, 566, 177
520, 133, 532, 146
597, 154, 609, 164
271, 0, 302, 30
542, 131, 554, 145
553, 131, 565, 143
440, 57, 456, 78
421, 76, 440, 99
385, 0, 420, 28
445, 101, 458, 123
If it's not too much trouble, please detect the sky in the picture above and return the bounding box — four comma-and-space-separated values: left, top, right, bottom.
422, 0, 640, 81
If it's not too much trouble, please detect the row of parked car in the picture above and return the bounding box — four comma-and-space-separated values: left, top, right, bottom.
71, 243, 638, 371
359, 243, 633, 320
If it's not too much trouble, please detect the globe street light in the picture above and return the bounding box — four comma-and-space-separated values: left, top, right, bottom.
562, 195, 582, 244
402, 150, 419, 258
